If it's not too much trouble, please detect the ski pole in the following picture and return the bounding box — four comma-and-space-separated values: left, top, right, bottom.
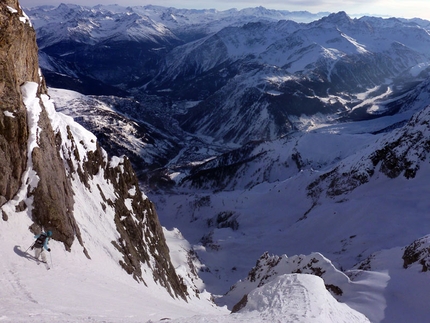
25, 243, 34, 253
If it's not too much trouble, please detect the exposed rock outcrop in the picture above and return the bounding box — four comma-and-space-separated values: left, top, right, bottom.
1, 0, 79, 250
355, 235, 430, 273
0, 0, 38, 205
402, 235, 430, 272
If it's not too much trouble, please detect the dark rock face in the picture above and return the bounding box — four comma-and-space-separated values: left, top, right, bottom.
103, 155, 188, 298
0, 0, 188, 300
356, 235, 430, 273
0, 0, 79, 251
370, 108, 430, 179
30, 106, 77, 250
402, 235, 430, 272
0, 0, 38, 204
180, 142, 265, 190
207, 211, 239, 231
231, 294, 248, 313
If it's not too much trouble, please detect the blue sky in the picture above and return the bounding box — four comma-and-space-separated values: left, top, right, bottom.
19, 0, 430, 20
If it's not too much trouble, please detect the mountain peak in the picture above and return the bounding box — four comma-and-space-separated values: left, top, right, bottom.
322, 11, 354, 25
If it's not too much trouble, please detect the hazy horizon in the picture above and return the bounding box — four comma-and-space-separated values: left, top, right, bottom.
19, 0, 430, 21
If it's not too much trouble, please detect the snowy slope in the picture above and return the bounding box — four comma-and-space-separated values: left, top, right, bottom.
151, 103, 430, 322
0, 82, 371, 323
0, 83, 372, 321
42, 46, 430, 323
0, 207, 223, 323
0, 81, 222, 321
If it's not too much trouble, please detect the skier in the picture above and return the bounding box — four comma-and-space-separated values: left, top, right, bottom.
31, 230, 52, 264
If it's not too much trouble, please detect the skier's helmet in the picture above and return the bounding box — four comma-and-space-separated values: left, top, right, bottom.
46, 231, 52, 237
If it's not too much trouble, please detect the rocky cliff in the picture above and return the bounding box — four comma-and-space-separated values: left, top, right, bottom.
0, 0, 38, 207
0, 0, 187, 300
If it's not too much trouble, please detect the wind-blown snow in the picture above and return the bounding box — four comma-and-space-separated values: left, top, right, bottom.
169, 275, 370, 323
241, 274, 369, 323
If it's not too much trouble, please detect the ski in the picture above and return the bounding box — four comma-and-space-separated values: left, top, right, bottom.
37, 260, 50, 270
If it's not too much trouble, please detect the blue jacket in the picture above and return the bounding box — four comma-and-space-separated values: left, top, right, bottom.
34, 233, 50, 251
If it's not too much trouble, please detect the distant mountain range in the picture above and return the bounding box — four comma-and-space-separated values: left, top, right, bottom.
27, 4, 328, 94
26, 4, 430, 177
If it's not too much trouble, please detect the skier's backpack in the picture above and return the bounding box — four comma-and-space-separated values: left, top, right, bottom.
34, 233, 48, 248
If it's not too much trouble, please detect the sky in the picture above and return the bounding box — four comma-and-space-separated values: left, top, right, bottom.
19, 0, 430, 21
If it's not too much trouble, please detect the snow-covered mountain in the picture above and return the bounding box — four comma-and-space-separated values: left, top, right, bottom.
154, 12, 430, 144
3, 1, 430, 322
24, 4, 328, 93
26, 5, 430, 147
28, 5, 430, 172
28, 4, 328, 47
149, 88, 430, 323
